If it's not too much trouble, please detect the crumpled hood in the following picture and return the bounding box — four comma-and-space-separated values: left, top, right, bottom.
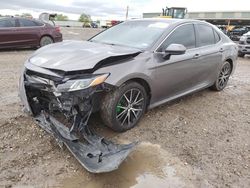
29, 40, 141, 72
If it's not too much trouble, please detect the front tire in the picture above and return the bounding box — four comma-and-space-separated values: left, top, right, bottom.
100, 82, 148, 132
211, 61, 232, 91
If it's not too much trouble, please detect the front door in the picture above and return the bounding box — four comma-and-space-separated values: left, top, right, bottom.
153, 23, 201, 103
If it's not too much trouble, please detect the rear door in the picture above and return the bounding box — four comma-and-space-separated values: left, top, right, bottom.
193, 24, 223, 85
15, 18, 42, 46
0, 18, 18, 48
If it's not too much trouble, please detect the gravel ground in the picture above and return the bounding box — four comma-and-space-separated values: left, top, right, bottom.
0, 28, 249, 188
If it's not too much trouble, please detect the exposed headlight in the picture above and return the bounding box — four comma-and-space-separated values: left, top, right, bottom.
56, 73, 109, 92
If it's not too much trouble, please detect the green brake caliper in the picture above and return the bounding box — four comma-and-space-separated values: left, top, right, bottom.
116, 102, 122, 113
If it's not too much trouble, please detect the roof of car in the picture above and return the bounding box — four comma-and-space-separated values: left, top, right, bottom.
127, 18, 208, 25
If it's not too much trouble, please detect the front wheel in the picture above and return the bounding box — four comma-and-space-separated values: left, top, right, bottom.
100, 82, 148, 132
211, 61, 232, 91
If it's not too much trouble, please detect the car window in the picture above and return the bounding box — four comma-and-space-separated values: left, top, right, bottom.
196, 24, 215, 47
159, 24, 196, 51
0, 19, 15, 27
213, 30, 221, 43
34, 20, 45, 26
19, 19, 38, 27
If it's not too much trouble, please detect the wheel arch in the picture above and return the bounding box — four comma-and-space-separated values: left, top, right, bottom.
40, 35, 54, 43
225, 58, 233, 69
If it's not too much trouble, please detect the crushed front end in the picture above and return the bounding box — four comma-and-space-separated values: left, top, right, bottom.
19, 64, 137, 173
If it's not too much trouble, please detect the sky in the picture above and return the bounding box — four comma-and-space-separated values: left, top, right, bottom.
0, 0, 250, 20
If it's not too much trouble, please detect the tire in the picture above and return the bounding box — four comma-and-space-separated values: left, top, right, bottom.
238, 52, 245, 57
100, 82, 148, 132
40, 36, 53, 47
211, 61, 232, 91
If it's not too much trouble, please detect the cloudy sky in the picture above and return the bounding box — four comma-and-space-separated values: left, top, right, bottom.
1, 0, 250, 20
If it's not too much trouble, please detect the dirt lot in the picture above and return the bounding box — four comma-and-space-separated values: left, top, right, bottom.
0, 28, 250, 188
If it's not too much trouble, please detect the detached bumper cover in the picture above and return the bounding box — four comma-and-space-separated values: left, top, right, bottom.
35, 112, 137, 173
19, 65, 138, 173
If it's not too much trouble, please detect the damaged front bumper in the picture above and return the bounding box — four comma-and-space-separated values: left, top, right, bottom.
19, 66, 137, 173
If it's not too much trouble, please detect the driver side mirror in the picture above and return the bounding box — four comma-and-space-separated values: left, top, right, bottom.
163, 44, 186, 59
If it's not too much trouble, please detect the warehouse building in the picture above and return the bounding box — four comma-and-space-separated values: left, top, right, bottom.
143, 11, 250, 25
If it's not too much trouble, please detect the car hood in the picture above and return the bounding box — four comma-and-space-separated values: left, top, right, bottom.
29, 40, 141, 72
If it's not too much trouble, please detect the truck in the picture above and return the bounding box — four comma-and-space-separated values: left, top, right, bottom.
161, 7, 187, 19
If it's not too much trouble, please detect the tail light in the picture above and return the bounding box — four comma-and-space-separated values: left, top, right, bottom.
55, 26, 61, 33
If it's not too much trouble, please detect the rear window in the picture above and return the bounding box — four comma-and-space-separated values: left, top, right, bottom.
196, 24, 215, 47
0, 19, 15, 27
19, 18, 41, 27
213, 30, 221, 43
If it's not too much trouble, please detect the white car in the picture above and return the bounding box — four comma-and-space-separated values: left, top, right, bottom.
238, 32, 250, 57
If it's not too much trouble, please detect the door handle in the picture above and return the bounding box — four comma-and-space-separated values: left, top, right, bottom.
193, 54, 200, 59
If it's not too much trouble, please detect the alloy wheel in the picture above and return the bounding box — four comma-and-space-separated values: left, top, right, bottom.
116, 89, 144, 127
218, 63, 231, 89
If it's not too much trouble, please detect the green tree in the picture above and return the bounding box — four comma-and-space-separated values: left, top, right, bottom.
78, 13, 91, 26
21, 13, 33, 18
55, 14, 68, 21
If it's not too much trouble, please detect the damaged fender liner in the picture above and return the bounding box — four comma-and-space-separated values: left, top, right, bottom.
35, 112, 137, 173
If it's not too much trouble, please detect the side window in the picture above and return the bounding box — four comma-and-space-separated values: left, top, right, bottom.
196, 24, 215, 47
159, 24, 196, 51
34, 20, 44, 26
19, 19, 38, 27
213, 30, 221, 43
0, 19, 15, 28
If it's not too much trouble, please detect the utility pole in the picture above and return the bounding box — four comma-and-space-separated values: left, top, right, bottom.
126, 6, 129, 20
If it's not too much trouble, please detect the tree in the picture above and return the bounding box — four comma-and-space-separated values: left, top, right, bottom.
55, 14, 68, 21
21, 13, 33, 18
78, 13, 91, 25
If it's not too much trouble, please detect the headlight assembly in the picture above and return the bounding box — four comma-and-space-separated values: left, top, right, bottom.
56, 73, 109, 92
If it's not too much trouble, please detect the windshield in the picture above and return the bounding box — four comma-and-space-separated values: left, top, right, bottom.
90, 21, 169, 49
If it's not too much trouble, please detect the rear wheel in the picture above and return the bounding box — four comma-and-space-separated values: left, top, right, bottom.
100, 82, 148, 132
211, 61, 232, 91
40, 36, 53, 47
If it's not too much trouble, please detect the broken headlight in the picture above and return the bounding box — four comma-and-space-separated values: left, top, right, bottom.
56, 73, 109, 92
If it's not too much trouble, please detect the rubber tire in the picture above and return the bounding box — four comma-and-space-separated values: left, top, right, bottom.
211, 61, 232, 91
100, 82, 148, 132
40, 36, 53, 47
238, 52, 245, 58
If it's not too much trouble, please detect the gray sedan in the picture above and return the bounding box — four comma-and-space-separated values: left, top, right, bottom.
19, 19, 237, 172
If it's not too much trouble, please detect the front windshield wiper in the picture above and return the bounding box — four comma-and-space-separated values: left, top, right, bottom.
89, 40, 116, 46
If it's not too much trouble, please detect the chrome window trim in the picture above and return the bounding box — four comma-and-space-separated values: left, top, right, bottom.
153, 22, 223, 54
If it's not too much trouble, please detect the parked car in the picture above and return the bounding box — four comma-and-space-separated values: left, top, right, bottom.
228, 27, 248, 41
18, 19, 237, 173
91, 22, 98, 28
0, 17, 62, 49
238, 31, 250, 57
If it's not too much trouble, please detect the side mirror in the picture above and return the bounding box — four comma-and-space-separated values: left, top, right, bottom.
163, 44, 186, 59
